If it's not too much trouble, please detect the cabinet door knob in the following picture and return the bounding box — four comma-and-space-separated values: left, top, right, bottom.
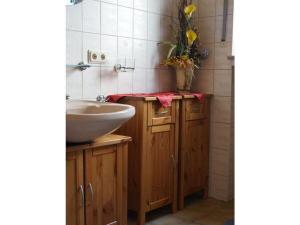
87, 183, 94, 204
79, 185, 84, 207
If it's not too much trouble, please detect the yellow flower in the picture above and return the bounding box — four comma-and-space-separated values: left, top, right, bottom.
186, 29, 197, 46
184, 4, 196, 18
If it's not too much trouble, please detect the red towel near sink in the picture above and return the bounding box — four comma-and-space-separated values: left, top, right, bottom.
192, 92, 206, 103
106, 92, 206, 107
106, 92, 178, 107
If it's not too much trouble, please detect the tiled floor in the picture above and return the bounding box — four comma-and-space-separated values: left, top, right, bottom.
128, 197, 234, 225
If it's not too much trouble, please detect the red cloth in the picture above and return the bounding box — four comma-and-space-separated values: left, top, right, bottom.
106, 92, 206, 107
106, 92, 178, 107
192, 92, 206, 103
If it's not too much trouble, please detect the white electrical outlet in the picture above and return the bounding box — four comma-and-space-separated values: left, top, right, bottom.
88, 50, 107, 64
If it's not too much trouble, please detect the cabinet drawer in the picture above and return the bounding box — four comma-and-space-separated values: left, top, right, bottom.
148, 101, 175, 126
185, 99, 209, 121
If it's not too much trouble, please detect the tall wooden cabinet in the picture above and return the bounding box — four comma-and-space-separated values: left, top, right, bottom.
178, 94, 211, 210
116, 96, 181, 225
66, 134, 131, 225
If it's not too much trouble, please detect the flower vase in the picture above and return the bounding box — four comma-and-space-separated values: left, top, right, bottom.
175, 67, 194, 92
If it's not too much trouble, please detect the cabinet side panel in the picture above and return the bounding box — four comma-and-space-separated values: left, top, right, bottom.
116, 100, 144, 211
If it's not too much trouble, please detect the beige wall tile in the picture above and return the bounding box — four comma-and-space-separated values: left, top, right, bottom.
209, 173, 231, 201
198, 17, 215, 43
216, 0, 234, 16
201, 43, 215, 69
214, 69, 232, 96
214, 42, 232, 69
211, 122, 232, 149
198, 0, 216, 18
192, 69, 214, 94
210, 148, 232, 176
215, 15, 233, 42
212, 96, 232, 123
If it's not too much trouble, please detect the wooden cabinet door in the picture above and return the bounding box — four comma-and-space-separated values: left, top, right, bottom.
85, 144, 127, 225
66, 151, 85, 225
184, 119, 209, 196
146, 124, 176, 211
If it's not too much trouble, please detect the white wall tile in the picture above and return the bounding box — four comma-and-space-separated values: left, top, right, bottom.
133, 39, 147, 68
148, 13, 160, 41
66, 4, 82, 31
82, 33, 101, 63
102, 0, 118, 5
134, 0, 148, 11
82, 67, 101, 99
100, 68, 118, 95
132, 68, 147, 92
118, 6, 133, 38
133, 10, 148, 39
118, 71, 133, 93
146, 69, 160, 93
101, 34, 118, 67
101, 2, 118, 35
66, 69, 82, 99
83, 0, 100, 33
118, 0, 133, 7
148, 0, 160, 13
147, 41, 161, 68
118, 37, 133, 58
66, 30, 82, 64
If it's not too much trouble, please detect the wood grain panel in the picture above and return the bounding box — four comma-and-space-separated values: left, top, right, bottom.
147, 126, 174, 210
178, 96, 210, 210
66, 151, 84, 225
85, 147, 118, 225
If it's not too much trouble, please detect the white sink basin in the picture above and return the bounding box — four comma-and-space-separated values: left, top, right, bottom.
66, 100, 135, 143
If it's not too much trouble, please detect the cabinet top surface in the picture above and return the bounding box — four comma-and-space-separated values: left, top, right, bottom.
121, 95, 182, 102
182, 94, 213, 99
66, 134, 131, 152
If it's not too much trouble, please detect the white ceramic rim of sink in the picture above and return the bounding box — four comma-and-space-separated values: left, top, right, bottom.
67, 100, 134, 121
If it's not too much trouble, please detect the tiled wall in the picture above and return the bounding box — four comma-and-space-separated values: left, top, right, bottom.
191, 0, 234, 201
66, 0, 177, 99
66, 0, 234, 201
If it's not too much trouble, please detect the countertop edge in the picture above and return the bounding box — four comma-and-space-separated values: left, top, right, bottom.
66, 134, 132, 152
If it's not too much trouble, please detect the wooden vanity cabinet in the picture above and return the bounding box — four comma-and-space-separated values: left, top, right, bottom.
66, 134, 131, 225
116, 96, 181, 225
178, 95, 211, 210
66, 150, 85, 225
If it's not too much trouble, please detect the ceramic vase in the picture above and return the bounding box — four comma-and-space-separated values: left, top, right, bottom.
175, 66, 194, 92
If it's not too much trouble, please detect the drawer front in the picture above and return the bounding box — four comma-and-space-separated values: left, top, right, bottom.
148, 101, 175, 126
185, 99, 209, 121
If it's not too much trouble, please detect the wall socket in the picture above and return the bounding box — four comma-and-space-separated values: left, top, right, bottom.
88, 50, 107, 64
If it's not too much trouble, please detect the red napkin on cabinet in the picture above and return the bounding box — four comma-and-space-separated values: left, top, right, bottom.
106, 92, 178, 107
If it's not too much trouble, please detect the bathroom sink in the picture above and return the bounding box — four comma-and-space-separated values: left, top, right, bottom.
66, 100, 135, 143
